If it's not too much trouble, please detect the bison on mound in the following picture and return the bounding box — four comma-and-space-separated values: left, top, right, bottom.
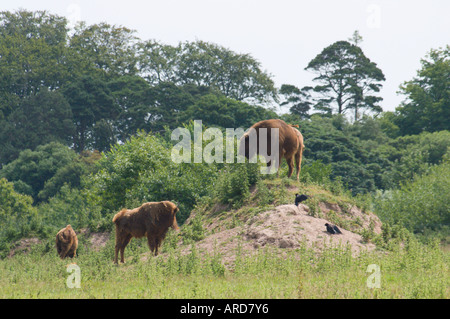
56, 225, 78, 259
239, 119, 305, 180
112, 201, 179, 264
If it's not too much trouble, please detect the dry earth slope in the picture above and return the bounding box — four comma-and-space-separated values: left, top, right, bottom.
181, 200, 382, 265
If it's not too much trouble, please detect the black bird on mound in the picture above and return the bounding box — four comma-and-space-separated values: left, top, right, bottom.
295, 194, 309, 206
325, 223, 342, 234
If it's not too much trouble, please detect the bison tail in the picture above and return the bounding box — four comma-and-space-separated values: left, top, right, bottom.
112, 209, 127, 223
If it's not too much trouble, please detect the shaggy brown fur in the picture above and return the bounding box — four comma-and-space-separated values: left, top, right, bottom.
112, 201, 179, 264
55, 225, 78, 259
239, 119, 305, 180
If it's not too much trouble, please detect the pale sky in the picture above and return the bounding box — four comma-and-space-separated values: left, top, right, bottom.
2, 0, 449, 113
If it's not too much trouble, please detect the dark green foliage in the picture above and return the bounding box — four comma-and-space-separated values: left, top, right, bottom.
213, 163, 259, 207
279, 84, 312, 118
108, 75, 154, 140
0, 142, 98, 202
0, 178, 38, 252
62, 75, 118, 152
374, 159, 450, 234
299, 116, 381, 194
69, 22, 139, 78
0, 89, 74, 164
182, 93, 277, 129
0, 10, 69, 106
89, 132, 219, 223
137, 40, 277, 103
395, 46, 450, 135
38, 184, 102, 232
305, 37, 385, 118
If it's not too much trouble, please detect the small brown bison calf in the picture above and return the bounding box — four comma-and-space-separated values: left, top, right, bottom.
55, 225, 78, 259
112, 201, 180, 264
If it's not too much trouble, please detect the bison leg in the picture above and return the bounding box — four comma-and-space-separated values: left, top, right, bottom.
114, 243, 119, 264
287, 156, 295, 178
154, 238, 160, 256
120, 234, 132, 263
295, 148, 303, 181
115, 233, 132, 264
276, 148, 285, 178
58, 244, 71, 259
147, 235, 156, 256
67, 245, 76, 258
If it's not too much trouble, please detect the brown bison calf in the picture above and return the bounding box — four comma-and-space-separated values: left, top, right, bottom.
55, 225, 78, 259
112, 201, 180, 264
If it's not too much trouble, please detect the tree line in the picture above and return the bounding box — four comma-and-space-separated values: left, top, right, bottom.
1, 10, 448, 164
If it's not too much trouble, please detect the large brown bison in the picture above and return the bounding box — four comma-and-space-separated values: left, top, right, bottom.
239, 119, 305, 180
112, 201, 179, 264
55, 225, 78, 259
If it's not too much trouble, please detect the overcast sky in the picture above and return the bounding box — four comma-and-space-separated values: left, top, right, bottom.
3, 0, 449, 113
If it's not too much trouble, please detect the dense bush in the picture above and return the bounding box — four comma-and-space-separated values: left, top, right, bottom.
0, 178, 39, 255
89, 131, 220, 223
373, 159, 450, 234
212, 162, 260, 207
0, 143, 100, 202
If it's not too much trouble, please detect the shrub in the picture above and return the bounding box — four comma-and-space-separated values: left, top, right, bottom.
373, 160, 450, 234
0, 178, 39, 256
213, 163, 259, 207
89, 131, 218, 223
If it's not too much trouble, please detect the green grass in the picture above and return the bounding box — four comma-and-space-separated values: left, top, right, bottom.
0, 235, 448, 299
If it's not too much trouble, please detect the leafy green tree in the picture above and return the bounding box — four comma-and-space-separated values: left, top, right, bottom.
62, 75, 118, 152
373, 159, 450, 233
178, 41, 277, 103
0, 10, 69, 118
379, 130, 450, 189
38, 184, 102, 231
0, 178, 38, 248
279, 84, 312, 118
105, 75, 202, 141
0, 142, 78, 202
395, 46, 450, 135
69, 22, 139, 78
89, 132, 219, 223
136, 40, 179, 85
137, 40, 277, 103
375, 111, 400, 139
35, 150, 101, 202
148, 82, 196, 132
0, 9, 67, 45
298, 115, 388, 194
182, 93, 278, 129
305, 37, 385, 119
0, 89, 74, 165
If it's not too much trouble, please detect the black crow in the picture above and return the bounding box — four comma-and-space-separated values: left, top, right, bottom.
325, 223, 342, 234
333, 225, 342, 234
295, 194, 309, 206
325, 223, 336, 234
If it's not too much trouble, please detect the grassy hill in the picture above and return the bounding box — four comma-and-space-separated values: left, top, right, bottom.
176, 178, 382, 266
1, 177, 448, 298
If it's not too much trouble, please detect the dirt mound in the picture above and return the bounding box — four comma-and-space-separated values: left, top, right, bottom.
182, 203, 381, 266
245, 204, 376, 252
